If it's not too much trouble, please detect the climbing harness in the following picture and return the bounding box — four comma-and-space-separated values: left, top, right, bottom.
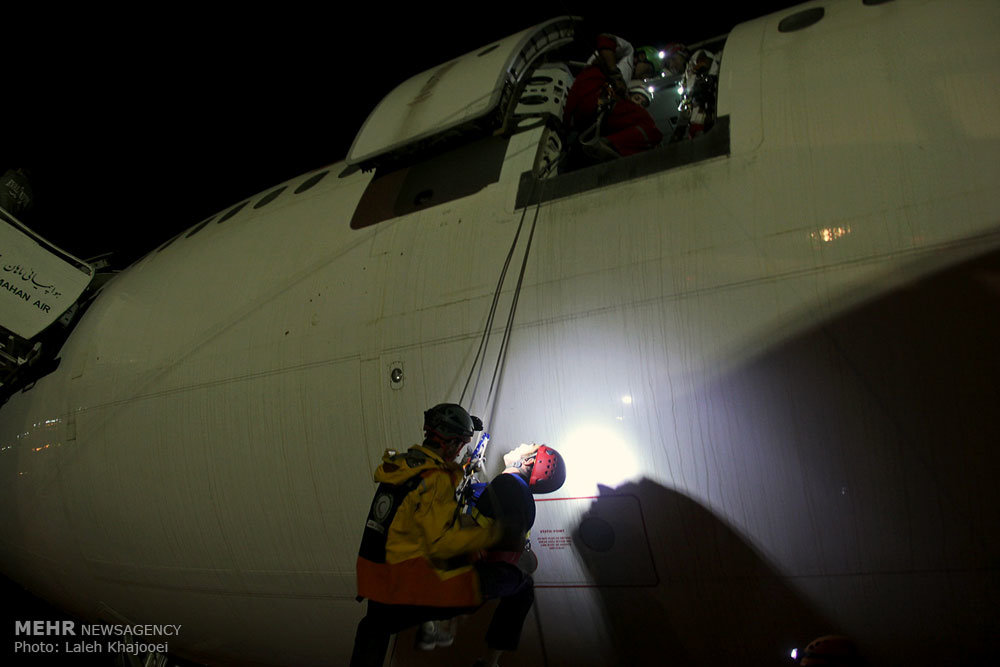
577, 105, 618, 161
455, 431, 490, 502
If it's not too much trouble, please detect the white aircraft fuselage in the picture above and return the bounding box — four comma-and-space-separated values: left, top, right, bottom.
2, 1, 998, 665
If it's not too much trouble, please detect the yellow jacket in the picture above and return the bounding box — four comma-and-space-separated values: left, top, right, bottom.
356, 445, 501, 606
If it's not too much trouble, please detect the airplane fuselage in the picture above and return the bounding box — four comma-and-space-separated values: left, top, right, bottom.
2, 1, 999, 665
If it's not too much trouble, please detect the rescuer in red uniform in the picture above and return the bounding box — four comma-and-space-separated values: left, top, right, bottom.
563, 34, 664, 158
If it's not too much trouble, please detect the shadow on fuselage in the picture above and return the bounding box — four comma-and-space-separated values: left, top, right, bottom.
575, 241, 1000, 665
572, 480, 833, 666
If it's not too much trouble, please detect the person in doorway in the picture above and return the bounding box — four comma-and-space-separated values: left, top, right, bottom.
629, 81, 654, 109
661, 43, 721, 140
563, 34, 663, 160
633, 45, 664, 81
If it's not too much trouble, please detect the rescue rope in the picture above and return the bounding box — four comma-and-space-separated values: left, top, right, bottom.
459, 204, 529, 408
483, 200, 542, 420
459, 176, 547, 429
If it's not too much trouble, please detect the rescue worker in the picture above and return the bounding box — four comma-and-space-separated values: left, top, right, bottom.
563, 34, 663, 160
680, 48, 720, 138
350, 403, 502, 667
633, 45, 664, 81
628, 81, 654, 109
662, 44, 721, 141
467, 442, 567, 667
661, 43, 690, 76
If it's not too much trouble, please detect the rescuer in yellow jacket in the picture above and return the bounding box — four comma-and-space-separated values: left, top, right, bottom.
356, 443, 502, 606
350, 403, 502, 666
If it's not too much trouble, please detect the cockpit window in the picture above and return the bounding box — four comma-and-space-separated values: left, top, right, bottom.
185, 216, 215, 239
216, 201, 249, 224
294, 171, 329, 194
156, 232, 183, 253
778, 7, 825, 32
254, 186, 287, 209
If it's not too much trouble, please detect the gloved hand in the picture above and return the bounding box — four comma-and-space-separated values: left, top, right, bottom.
503, 443, 540, 468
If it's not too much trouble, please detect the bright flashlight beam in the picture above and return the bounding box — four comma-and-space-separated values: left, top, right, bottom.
559, 423, 640, 492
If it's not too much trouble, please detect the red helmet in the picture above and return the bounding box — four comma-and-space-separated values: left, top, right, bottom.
528, 445, 566, 493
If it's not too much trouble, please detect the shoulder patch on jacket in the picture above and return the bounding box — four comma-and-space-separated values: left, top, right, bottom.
359, 475, 424, 563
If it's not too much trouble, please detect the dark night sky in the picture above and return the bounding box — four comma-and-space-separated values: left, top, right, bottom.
17, 2, 798, 266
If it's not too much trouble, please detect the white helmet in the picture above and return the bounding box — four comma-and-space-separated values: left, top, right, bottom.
628, 81, 653, 105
